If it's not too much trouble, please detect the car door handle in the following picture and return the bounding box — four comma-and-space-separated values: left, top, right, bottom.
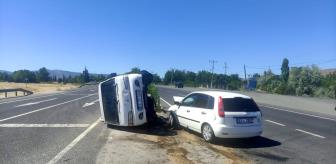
187, 110, 190, 112
201, 112, 206, 115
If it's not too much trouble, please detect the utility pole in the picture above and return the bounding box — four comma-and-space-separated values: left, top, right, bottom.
224, 62, 227, 75
243, 64, 247, 90
244, 64, 247, 81
170, 68, 174, 86
209, 60, 217, 88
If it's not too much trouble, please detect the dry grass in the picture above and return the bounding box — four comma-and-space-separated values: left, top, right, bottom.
0, 82, 79, 98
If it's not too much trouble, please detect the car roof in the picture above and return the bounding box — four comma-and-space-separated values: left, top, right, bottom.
191, 91, 251, 99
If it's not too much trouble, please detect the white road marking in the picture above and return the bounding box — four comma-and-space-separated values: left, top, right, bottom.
0, 88, 95, 105
160, 97, 172, 107
0, 94, 95, 122
265, 119, 286, 126
46, 118, 100, 164
295, 129, 326, 139
60, 93, 89, 96
15, 98, 57, 107
0, 94, 57, 105
260, 105, 336, 122
82, 99, 99, 108
0, 124, 89, 128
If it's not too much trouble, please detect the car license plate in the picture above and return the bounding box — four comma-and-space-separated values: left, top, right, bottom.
236, 117, 254, 124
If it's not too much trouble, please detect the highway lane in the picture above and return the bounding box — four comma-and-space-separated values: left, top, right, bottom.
158, 86, 336, 163
1, 84, 335, 163
1, 85, 244, 164
0, 85, 101, 164
0, 93, 95, 121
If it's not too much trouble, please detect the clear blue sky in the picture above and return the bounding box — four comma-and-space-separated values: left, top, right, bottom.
1, 0, 335, 77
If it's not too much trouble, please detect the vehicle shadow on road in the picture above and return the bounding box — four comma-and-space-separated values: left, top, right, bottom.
107, 116, 177, 136
214, 136, 281, 149
182, 128, 281, 148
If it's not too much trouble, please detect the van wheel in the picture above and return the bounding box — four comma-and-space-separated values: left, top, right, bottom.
168, 112, 179, 129
202, 123, 215, 143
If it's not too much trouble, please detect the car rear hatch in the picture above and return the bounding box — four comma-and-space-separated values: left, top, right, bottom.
222, 97, 261, 127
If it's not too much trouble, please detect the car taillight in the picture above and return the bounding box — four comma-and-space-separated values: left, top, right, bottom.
218, 96, 225, 117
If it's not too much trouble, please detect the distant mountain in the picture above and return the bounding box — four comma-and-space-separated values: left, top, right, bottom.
47, 69, 81, 79
0, 69, 106, 79
0, 70, 12, 74
321, 68, 336, 75
47, 69, 108, 79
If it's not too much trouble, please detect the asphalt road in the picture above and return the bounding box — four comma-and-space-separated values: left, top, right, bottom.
158, 86, 336, 164
0, 86, 103, 164
1, 85, 335, 164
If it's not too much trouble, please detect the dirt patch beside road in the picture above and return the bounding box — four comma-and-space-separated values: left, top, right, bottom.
96, 123, 249, 164
0, 82, 78, 98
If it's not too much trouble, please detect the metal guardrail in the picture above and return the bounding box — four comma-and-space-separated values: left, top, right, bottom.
0, 88, 33, 98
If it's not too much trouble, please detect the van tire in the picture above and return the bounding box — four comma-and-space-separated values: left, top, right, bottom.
202, 123, 215, 143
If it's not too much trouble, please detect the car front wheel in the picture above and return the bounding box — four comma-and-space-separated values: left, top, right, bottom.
168, 112, 179, 129
202, 123, 215, 143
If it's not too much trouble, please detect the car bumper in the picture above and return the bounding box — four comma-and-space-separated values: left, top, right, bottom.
212, 124, 263, 138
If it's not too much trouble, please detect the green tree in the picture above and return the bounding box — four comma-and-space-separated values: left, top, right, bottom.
0, 72, 12, 82
82, 67, 90, 83
152, 74, 162, 84
162, 69, 243, 90
257, 69, 283, 93
36, 67, 50, 82
12, 70, 36, 83
321, 72, 336, 98
196, 70, 212, 88
227, 74, 242, 90
172, 70, 185, 83
185, 71, 197, 87
281, 58, 289, 83
163, 69, 174, 85
287, 66, 322, 96
129, 67, 141, 74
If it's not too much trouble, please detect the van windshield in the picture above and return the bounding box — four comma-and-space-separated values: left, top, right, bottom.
223, 97, 260, 112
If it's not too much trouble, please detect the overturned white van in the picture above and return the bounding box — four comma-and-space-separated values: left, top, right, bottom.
98, 74, 147, 126
98, 71, 157, 126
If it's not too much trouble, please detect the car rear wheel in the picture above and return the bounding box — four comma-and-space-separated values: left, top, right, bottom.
202, 123, 215, 143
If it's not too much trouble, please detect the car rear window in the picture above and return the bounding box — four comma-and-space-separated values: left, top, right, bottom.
223, 97, 260, 112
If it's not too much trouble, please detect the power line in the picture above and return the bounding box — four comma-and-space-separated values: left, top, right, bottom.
244, 64, 247, 81
209, 60, 217, 88
224, 62, 227, 75
245, 58, 336, 70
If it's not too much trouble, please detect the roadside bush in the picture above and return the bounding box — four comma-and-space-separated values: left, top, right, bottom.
314, 88, 328, 98
148, 84, 161, 111
273, 82, 286, 94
